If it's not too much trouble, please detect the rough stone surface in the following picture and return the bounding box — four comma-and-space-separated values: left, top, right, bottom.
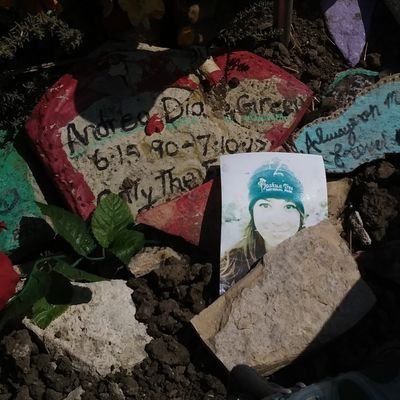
127, 246, 184, 277
191, 221, 376, 376
24, 280, 152, 377
295, 74, 400, 173
26, 46, 312, 220
327, 178, 352, 219
63, 386, 84, 400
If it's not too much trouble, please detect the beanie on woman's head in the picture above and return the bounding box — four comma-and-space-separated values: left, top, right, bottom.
248, 160, 304, 217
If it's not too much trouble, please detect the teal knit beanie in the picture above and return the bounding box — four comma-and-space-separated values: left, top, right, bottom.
248, 160, 304, 217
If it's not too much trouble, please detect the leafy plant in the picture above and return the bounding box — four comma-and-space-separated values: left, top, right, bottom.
0, 193, 145, 331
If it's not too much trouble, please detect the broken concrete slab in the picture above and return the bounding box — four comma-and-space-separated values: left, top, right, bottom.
295, 74, 400, 173
321, 0, 377, 66
0, 131, 48, 252
127, 246, 185, 277
24, 280, 152, 377
26, 46, 312, 220
191, 221, 375, 375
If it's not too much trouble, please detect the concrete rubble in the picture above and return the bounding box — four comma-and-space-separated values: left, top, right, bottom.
191, 220, 375, 375
24, 280, 152, 377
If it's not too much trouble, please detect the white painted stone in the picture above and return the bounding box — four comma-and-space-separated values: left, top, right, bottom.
25, 280, 152, 377
191, 221, 375, 375
128, 246, 184, 277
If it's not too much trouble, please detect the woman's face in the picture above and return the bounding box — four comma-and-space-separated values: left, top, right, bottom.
252, 198, 301, 250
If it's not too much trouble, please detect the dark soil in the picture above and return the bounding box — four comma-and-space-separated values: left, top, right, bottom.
2, 0, 400, 399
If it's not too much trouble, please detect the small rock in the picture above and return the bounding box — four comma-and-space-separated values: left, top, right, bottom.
62, 386, 85, 400
15, 386, 31, 400
107, 382, 125, 400
158, 299, 180, 314
366, 52, 382, 70
376, 161, 396, 180
2, 330, 34, 373
120, 377, 138, 396
127, 247, 184, 277
135, 300, 155, 322
327, 178, 353, 219
273, 42, 290, 58
44, 389, 62, 400
28, 379, 45, 400
146, 337, 190, 366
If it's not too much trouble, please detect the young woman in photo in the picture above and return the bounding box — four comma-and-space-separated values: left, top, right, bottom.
220, 160, 305, 293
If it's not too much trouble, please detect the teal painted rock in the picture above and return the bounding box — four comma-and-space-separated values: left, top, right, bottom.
0, 132, 46, 252
295, 74, 400, 173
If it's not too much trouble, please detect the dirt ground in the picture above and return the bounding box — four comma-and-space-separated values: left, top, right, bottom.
2, 1, 400, 399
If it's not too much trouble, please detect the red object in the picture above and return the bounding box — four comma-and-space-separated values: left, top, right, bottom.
0, 252, 19, 310
136, 180, 214, 245
145, 114, 165, 136
0, 221, 6, 232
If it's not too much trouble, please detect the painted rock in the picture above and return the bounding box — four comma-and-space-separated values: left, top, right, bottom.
0, 132, 46, 252
321, 0, 377, 66
295, 74, 400, 173
26, 45, 312, 220
136, 179, 215, 245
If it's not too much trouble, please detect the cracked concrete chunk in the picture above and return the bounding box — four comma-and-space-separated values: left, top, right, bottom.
24, 280, 152, 377
191, 221, 375, 375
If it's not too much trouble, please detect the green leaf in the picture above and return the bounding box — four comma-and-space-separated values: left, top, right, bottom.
91, 193, 133, 248
31, 297, 69, 329
0, 259, 53, 332
54, 260, 106, 282
110, 228, 145, 265
37, 203, 96, 256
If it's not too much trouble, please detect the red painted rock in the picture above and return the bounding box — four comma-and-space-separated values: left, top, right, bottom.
0, 252, 19, 310
26, 45, 312, 221
136, 180, 214, 245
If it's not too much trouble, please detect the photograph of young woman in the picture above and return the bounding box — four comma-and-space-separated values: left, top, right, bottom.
219, 153, 327, 294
